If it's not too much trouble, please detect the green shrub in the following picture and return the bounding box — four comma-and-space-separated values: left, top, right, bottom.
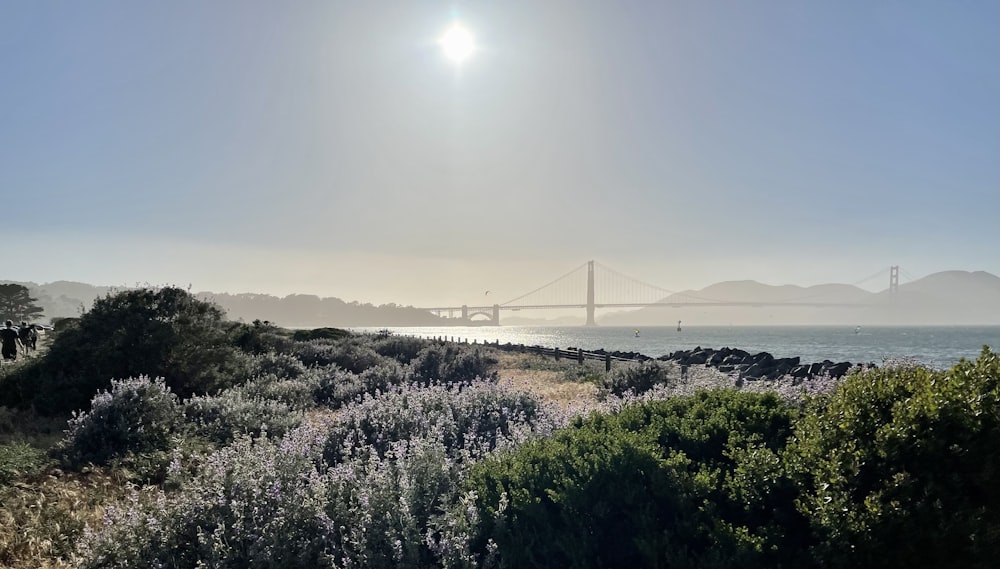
290, 327, 350, 342
787, 346, 1000, 568
359, 361, 412, 394
227, 320, 295, 355
57, 376, 183, 468
245, 352, 309, 380
293, 339, 388, 374
373, 335, 429, 363
411, 344, 498, 385
467, 391, 805, 569
6, 287, 247, 415
0, 442, 50, 486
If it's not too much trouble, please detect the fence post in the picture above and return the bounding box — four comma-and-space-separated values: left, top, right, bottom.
554, 347, 560, 361
605, 353, 611, 372
578, 349, 584, 364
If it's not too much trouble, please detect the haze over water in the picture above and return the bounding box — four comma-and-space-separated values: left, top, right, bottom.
356, 325, 1000, 371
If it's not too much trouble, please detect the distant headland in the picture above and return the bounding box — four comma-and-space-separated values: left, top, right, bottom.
4, 269, 999, 327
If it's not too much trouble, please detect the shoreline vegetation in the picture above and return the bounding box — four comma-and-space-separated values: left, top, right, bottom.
1, 287, 997, 568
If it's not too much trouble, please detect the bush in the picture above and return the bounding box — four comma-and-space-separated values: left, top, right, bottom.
787, 346, 1000, 568
290, 327, 350, 342
76, 379, 562, 569
57, 376, 183, 468
359, 361, 412, 394
321, 379, 557, 465
373, 335, 429, 363
235, 373, 319, 411
227, 320, 295, 355
293, 339, 388, 374
411, 344, 498, 385
185, 388, 304, 445
76, 433, 334, 569
0, 442, 50, 486
467, 391, 805, 569
312, 366, 365, 408
602, 360, 672, 396
7, 287, 247, 415
245, 351, 309, 380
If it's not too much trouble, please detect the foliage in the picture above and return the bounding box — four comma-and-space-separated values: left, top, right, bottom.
293, 338, 389, 374
411, 344, 499, 385
290, 327, 350, 342
0, 442, 50, 486
2, 306, 996, 569
74, 380, 560, 569
787, 346, 1000, 568
312, 367, 365, 408
57, 376, 183, 469
321, 379, 557, 466
467, 391, 805, 569
0, 283, 45, 323
75, 433, 334, 569
228, 320, 295, 355
237, 372, 319, 410
244, 351, 309, 381
4, 287, 248, 415
602, 360, 673, 396
184, 388, 304, 445
373, 334, 430, 363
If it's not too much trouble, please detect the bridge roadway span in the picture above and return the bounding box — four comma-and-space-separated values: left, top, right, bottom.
418, 260, 890, 326
421, 301, 870, 326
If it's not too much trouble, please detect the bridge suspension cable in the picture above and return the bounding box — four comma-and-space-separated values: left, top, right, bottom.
500, 262, 589, 306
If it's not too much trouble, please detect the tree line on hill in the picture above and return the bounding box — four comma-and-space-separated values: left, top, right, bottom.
1, 280, 451, 327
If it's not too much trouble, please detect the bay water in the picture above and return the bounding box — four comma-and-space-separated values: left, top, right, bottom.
353, 325, 1000, 370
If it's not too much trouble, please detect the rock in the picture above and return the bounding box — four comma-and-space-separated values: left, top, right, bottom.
825, 361, 852, 378
789, 365, 811, 378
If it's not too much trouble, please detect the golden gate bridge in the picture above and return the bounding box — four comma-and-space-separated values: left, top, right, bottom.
418, 261, 904, 326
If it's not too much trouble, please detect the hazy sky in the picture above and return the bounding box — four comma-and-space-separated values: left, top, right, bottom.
2, 1, 998, 307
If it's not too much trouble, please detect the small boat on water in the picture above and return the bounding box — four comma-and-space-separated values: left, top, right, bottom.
634, 329, 640, 337
677, 320, 682, 332
855, 326, 861, 334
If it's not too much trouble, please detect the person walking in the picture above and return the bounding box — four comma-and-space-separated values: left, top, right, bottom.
18, 321, 37, 353
1, 320, 19, 362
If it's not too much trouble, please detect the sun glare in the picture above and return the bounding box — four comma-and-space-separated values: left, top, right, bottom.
439, 23, 475, 64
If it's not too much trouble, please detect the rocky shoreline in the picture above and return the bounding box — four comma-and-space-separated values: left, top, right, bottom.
582, 345, 867, 381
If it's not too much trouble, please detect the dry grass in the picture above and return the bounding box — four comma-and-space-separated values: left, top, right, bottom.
0, 467, 142, 569
494, 351, 602, 409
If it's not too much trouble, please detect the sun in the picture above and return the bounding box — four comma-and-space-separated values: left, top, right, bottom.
439, 23, 476, 64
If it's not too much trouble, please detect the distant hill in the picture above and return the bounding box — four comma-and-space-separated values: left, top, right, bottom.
599, 271, 1000, 326
7, 270, 1000, 327
1, 281, 450, 327
196, 291, 448, 327
1, 280, 118, 320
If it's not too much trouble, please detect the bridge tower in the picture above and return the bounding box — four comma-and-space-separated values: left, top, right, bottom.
889, 265, 899, 302
586, 260, 596, 326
